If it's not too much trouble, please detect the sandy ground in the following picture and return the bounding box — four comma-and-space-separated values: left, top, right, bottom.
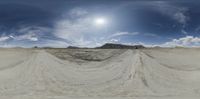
0, 48, 199, 98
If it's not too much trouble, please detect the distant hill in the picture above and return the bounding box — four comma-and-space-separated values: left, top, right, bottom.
66, 43, 145, 49
67, 46, 80, 49
97, 43, 145, 49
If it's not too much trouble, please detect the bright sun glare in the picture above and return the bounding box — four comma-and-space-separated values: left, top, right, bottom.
94, 18, 106, 26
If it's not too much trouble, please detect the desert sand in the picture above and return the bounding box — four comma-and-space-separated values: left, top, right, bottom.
0, 48, 199, 99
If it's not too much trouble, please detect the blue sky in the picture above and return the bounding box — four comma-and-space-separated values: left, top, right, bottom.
0, 0, 200, 47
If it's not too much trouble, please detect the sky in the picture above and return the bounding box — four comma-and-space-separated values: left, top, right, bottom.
0, 0, 200, 47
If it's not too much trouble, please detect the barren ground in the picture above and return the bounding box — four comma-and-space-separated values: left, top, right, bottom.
0, 48, 199, 99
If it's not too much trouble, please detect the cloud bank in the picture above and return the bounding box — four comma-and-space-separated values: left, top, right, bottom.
163, 36, 200, 47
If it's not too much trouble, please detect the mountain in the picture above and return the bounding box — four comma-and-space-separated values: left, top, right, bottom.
97, 43, 145, 49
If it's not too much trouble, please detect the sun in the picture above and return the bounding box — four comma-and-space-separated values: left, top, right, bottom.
94, 18, 107, 26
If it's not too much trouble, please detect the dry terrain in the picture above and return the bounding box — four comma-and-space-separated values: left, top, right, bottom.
0, 48, 199, 99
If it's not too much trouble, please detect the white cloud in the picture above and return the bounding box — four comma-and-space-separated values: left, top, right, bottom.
181, 29, 188, 35
174, 12, 188, 25
110, 32, 139, 38
54, 8, 93, 43
0, 33, 39, 42
11, 33, 38, 41
0, 36, 10, 42
69, 7, 88, 17
13, 26, 50, 41
54, 17, 96, 47
0, 26, 50, 43
54, 17, 92, 39
109, 39, 120, 43
143, 33, 159, 37
163, 36, 200, 47
151, 1, 189, 26
18, 26, 49, 35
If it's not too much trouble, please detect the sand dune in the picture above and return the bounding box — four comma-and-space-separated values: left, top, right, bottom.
0, 48, 199, 99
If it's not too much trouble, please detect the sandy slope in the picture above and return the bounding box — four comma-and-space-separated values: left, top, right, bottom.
0, 48, 199, 98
